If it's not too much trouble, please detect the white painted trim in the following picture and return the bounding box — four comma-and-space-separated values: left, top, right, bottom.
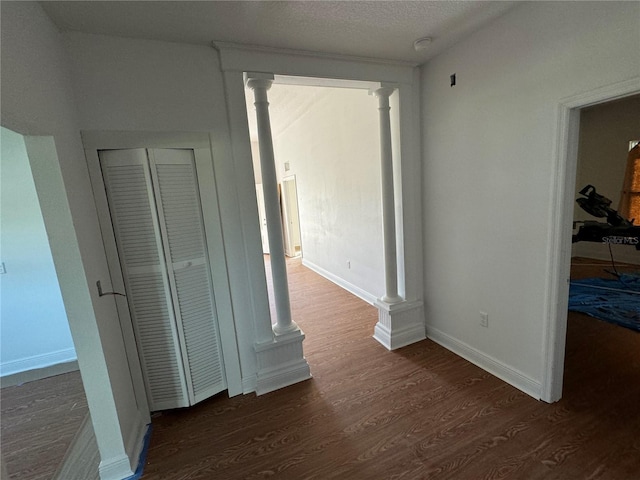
427, 326, 541, 401
98, 412, 148, 480
542, 77, 640, 403
373, 322, 426, 351
274, 74, 381, 91
0, 360, 79, 388
124, 413, 148, 478
215, 44, 416, 85
254, 330, 311, 395
212, 41, 419, 68
242, 375, 257, 395
98, 454, 132, 480
301, 258, 377, 305
255, 359, 312, 396
193, 146, 244, 397
0, 348, 77, 377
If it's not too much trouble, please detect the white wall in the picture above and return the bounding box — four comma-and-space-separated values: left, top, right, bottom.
572, 94, 640, 264
0, 127, 75, 376
1, 3, 146, 477
421, 1, 639, 397
273, 85, 384, 301
62, 31, 263, 393
218, 46, 423, 314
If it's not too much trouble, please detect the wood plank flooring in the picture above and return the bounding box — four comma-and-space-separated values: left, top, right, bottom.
0, 371, 88, 480
2, 257, 638, 480
140, 257, 640, 480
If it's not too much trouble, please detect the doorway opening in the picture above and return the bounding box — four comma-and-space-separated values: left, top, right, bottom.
545, 84, 640, 404
565, 93, 640, 392
244, 78, 386, 332
0, 126, 90, 479
281, 176, 302, 259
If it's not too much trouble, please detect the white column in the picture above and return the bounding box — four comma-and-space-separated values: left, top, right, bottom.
371, 85, 426, 351
246, 73, 298, 335
373, 86, 403, 304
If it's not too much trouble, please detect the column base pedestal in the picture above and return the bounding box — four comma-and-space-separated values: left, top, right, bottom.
373, 300, 425, 350
254, 328, 311, 395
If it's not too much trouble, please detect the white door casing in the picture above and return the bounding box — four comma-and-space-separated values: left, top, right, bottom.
281, 176, 302, 258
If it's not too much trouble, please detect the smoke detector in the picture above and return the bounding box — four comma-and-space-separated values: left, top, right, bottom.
413, 37, 433, 52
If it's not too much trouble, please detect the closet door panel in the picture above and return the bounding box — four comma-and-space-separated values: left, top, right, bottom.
99, 149, 190, 410
150, 149, 227, 403
127, 270, 188, 410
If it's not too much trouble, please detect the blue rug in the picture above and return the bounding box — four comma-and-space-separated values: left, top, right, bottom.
569, 274, 640, 332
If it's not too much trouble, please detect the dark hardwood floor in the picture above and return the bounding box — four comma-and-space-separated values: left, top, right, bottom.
0, 370, 88, 480
141, 257, 640, 480
2, 257, 638, 479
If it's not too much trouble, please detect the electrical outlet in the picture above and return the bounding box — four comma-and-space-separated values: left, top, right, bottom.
480, 311, 489, 328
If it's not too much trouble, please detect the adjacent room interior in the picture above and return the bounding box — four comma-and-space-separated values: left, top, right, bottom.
245, 81, 386, 308
0, 127, 90, 480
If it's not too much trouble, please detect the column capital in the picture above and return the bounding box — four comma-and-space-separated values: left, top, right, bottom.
370, 84, 397, 99
244, 72, 275, 91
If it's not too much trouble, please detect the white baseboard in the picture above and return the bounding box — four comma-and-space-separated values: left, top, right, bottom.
256, 359, 312, 396
125, 412, 148, 474
301, 259, 377, 305
0, 348, 77, 377
427, 326, 541, 400
98, 411, 149, 480
0, 360, 79, 388
374, 322, 426, 351
242, 375, 257, 394
98, 453, 133, 480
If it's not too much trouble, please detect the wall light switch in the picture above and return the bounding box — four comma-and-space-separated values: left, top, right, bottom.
0, 262, 6, 274
480, 311, 489, 327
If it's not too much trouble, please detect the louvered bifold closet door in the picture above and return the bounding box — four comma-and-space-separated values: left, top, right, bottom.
148, 149, 227, 404
99, 149, 190, 411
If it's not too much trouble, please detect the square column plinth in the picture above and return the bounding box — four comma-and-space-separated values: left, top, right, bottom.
254, 329, 311, 395
373, 300, 426, 350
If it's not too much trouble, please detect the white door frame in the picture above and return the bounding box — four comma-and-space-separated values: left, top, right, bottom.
281, 175, 302, 258
542, 77, 640, 403
83, 131, 243, 400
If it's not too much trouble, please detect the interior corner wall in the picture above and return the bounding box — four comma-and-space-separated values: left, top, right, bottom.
1, 2, 145, 476
0, 127, 75, 376
273, 86, 384, 301
420, 1, 640, 396
572, 94, 640, 264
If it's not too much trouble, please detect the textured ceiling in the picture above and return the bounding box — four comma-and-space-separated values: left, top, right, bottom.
41, 1, 517, 64
40, 1, 518, 144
